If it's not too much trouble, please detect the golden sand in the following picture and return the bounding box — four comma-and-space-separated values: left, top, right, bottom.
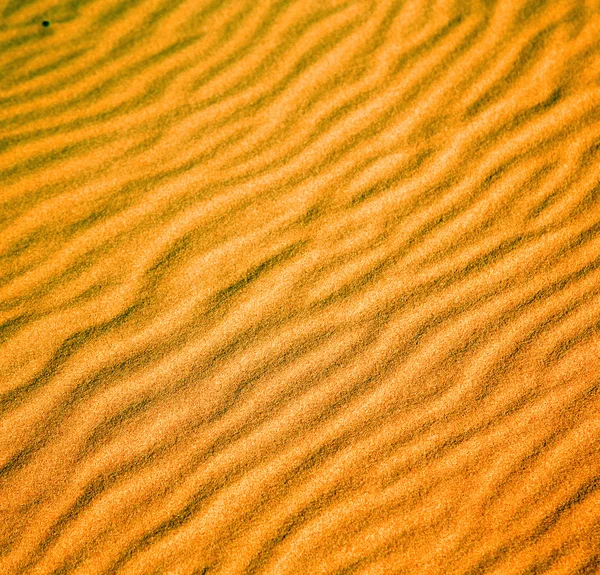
1, 0, 600, 573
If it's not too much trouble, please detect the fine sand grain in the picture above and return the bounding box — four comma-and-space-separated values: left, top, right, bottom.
2, 0, 600, 573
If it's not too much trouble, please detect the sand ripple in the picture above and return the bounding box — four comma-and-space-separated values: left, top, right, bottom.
1, 0, 600, 573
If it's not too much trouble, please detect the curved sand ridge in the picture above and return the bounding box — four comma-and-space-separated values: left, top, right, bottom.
2, 0, 600, 573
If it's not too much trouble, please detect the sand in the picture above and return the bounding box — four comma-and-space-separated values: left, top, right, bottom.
1, 0, 600, 573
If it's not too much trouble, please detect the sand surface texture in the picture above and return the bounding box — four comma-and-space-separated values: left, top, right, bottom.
2, 0, 600, 573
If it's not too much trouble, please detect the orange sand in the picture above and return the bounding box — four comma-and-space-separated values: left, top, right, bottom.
1, 0, 600, 573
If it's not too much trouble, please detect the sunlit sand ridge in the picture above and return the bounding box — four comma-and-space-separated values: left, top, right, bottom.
1, 0, 600, 573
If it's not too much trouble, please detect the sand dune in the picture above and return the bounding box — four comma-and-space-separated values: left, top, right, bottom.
1, 0, 600, 573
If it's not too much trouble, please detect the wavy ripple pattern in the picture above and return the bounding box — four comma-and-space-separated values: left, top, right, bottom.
2, 0, 600, 573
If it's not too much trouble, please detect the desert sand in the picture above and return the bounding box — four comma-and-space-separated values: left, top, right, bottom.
1, 0, 600, 573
